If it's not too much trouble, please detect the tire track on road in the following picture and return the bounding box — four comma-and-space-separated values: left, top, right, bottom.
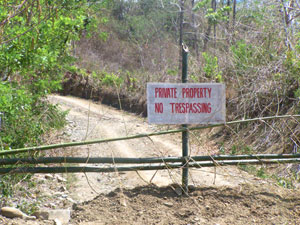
49, 95, 257, 202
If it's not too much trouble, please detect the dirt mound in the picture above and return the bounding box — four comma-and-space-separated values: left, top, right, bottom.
71, 183, 300, 225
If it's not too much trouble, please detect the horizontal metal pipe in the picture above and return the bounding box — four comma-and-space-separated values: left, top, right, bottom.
1, 158, 300, 174
1, 154, 300, 165
0, 114, 299, 156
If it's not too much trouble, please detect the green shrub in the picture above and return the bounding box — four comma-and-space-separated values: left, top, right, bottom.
0, 82, 66, 150
0, 82, 67, 201
230, 40, 256, 73
202, 52, 223, 82
101, 72, 123, 87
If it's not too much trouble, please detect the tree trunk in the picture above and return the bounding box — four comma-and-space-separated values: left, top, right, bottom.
178, 0, 184, 74
203, 0, 216, 51
226, 0, 231, 32
226, 0, 231, 46
280, 0, 292, 49
203, 25, 212, 52
213, 0, 217, 49
191, 0, 199, 59
232, 0, 236, 41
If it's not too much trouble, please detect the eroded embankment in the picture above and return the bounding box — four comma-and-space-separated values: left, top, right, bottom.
60, 72, 147, 116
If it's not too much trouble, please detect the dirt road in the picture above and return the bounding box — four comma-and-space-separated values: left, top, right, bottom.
48, 95, 257, 202
44, 95, 300, 225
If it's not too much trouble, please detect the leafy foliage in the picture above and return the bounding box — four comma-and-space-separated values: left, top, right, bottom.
230, 40, 257, 74
0, 0, 97, 96
193, 0, 231, 24
0, 0, 100, 150
101, 72, 123, 87
202, 52, 222, 82
0, 82, 67, 149
205, 6, 231, 24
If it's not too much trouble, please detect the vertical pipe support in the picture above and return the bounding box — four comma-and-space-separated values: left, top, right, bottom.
181, 45, 189, 194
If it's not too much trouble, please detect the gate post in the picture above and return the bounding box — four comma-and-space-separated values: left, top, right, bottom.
181, 45, 189, 193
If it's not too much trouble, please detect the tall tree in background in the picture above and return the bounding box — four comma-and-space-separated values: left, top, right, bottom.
279, 0, 300, 49
226, 0, 231, 39
178, 0, 185, 73
232, 0, 237, 40
203, 0, 216, 51
213, 0, 217, 48
191, 0, 199, 59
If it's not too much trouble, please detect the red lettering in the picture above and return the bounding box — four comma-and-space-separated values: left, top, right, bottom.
182, 88, 186, 98
182, 88, 212, 98
200, 88, 203, 98
176, 103, 179, 113
155, 103, 163, 113
170, 103, 175, 113
155, 88, 177, 98
208, 88, 212, 98
174, 88, 177, 98
208, 103, 211, 113
169, 102, 212, 114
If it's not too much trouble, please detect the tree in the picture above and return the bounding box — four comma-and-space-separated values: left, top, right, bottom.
279, 0, 300, 49
193, 0, 230, 51
178, 0, 185, 72
191, 0, 199, 59
0, 0, 97, 97
232, 0, 237, 39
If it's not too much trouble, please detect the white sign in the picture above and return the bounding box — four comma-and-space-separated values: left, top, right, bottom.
147, 83, 226, 124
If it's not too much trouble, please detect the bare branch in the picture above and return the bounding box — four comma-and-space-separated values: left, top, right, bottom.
0, 0, 32, 27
